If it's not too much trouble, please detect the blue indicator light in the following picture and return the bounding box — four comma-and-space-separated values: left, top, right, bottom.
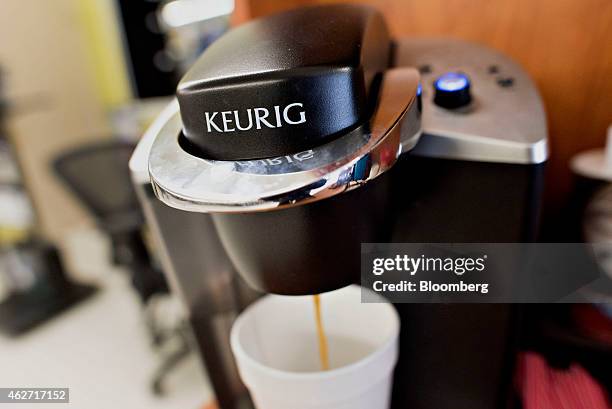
417, 83, 422, 96
434, 72, 470, 92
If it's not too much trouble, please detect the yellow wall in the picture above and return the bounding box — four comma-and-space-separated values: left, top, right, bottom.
75, 0, 133, 107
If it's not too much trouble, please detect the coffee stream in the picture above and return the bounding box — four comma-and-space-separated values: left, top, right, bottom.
313, 295, 330, 370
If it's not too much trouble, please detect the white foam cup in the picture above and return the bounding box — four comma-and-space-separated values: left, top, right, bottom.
230, 285, 400, 409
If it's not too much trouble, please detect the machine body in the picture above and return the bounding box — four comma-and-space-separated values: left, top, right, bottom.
130, 5, 547, 409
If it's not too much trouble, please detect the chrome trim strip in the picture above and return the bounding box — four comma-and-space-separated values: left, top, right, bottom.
411, 131, 548, 165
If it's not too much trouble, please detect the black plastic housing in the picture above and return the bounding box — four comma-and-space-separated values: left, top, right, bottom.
177, 5, 390, 160
211, 174, 392, 295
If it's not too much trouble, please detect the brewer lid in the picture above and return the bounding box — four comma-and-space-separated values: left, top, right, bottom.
177, 5, 391, 160
148, 67, 421, 213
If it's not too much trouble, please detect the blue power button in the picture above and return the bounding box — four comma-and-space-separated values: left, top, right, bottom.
433, 72, 472, 109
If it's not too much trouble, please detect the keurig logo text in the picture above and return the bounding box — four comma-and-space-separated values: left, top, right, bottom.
204, 103, 306, 133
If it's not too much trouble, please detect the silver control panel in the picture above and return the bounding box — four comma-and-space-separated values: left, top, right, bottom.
395, 38, 548, 164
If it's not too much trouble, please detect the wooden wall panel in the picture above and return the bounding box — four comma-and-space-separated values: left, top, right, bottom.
247, 0, 612, 211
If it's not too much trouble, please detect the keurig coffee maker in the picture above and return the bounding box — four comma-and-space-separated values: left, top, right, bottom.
130, 4, 547, 409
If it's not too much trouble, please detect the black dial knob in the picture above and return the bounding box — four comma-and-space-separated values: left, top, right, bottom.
433, 72, 472, 109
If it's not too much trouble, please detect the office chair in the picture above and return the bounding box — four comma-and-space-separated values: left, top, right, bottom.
53, 140, 190, 394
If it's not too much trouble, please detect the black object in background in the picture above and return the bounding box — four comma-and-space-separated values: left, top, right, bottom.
0, 240, 96, 335
116, 0, 179, 98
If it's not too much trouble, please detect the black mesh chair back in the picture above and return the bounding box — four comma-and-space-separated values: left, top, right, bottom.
53, 140, 142, 233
